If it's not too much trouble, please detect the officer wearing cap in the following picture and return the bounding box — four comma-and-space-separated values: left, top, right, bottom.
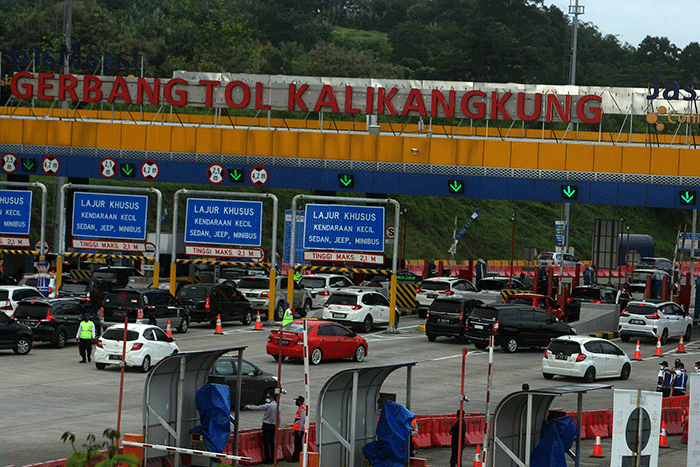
76, 312, 96, 363
673, 360, 688, 396
657, 361, 674, 397
291, 395, 306, 462
282, 302, 293, 326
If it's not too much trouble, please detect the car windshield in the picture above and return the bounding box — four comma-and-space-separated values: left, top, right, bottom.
281, 322, 312, 333
570, 288, 600, 299
477, 280, 505, 290
237, 278, 270, 289
326, 294, 358, 305
547, 339, 581, 355
219, 269, 246, 280
470, 307, 498, 319
59, 283, 90, 294
419, 281, 450, 291
14, 303, 51, 318
299, 278, 326, 288
507, 297, 533, 305
23, 278, 38, 287
429, 300, 462, 313
629, 271, 656, 283
101, 328, 139, 341
0, 290, 8, 300
624, 303, 657, 315
177, 286, 209, 299
539, 253, 554, 260
92, 271, 118, 280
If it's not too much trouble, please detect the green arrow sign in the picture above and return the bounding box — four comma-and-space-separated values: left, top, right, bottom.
561, 184, 578, 199
680, 190, 696, 206
120, 162, 135, 177
448, 179, 464, 194
338, 173, 355, 188
21, 158, 37, 172
229, 168, 244, 183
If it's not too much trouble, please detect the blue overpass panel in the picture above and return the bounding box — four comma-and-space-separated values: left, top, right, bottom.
481, 176, 508, 200
400, 173, 427, 196
320, 169, 374, 193
646, 184, 674, 208
507, 178, 535, 201
372, 170, 400, 195
292, 167, 322, 190
533, 180, 561, 202
168, 161, 197, 184
589, 181, 618, 205
618, 183, 646, 207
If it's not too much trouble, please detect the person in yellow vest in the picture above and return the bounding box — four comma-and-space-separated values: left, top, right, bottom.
290, 395, 306, 462
76, 313, 96, 363
282, 302, 294, 326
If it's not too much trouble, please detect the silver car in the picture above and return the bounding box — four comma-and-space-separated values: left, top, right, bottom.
415, 278, 477, 318
298, 274, 355, 309
236, 276, 313, 321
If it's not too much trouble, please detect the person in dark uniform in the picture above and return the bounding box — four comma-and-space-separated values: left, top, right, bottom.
290, 396, 306, 462
76, 313, 96, 363
449, 410, 467, 467
245, 393, 278, 464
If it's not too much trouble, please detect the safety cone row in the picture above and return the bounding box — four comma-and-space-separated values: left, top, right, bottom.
165, 320, 173, 338
659, 421, 669, 448
677, 334, 686, 353
590, 431, 604, 457
253, 311, 263, 330
655, 337, 663, 356
633, 340, 642, 360
472, 445, 482, 467
214, 314, 223, 335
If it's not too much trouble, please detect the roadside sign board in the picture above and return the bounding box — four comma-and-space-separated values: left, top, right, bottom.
0, 189, 32, 235
303, 251, 384, 265
185, 245, 264, 260
0, 236, 30, 247
72, 192, 148, 240
184, 198, 262, 247
303, 204, 384, 253
72, 239, 146, 252
284, 210, 308, 265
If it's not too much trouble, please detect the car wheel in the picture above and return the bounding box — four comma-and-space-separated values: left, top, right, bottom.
620, 363, 631, 380
275, 302, 285, 321
96, 362, 107, 370
503, 336, 519, 353
177, 317, 189, 333
353, 345, 366, 362
310, 348, 323, 365
620, 334, 630, 343
583, 367, 596, 383
360, 314, 373, 333
241, 311, 252, 325
684, 325, 692, 341
393, 311, 400, 327
427, 333, 437, 342
140, 355, 151, 373
55, 329, 67, 349
543, 373, 554, 380
13, 337, 31, 355
474, 342, 488, 350
660, 328, 669, 345
272, 354, 286, 362
301, 301, 311, 318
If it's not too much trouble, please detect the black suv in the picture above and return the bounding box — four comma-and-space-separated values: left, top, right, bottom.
57, 279, 93, 308
14, 298, 93, 348
565, 286, 616, 322
0, 312, 32, 354
100, 288, 190, 333
176, 283, 254, 327
425, 298, 483, 342
466, 303, 575, 353
89, 267, 145, 309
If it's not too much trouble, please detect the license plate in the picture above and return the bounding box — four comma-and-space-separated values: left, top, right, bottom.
427, 294, 438, 299
109, 354, 121, 361
473, 324, 483, 329
20, 320, 38, 326
555, 354, 568, 360
332, 313, 344, 319
438, 318, 452, 324
630, 319, 645, 325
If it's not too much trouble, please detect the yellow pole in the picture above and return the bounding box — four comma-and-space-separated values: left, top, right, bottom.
268, 268, 277, 321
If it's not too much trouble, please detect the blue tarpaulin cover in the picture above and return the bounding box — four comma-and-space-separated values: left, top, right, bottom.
530, 416, 577, 467
191, 383, 231, 453
362, 401, 415, 467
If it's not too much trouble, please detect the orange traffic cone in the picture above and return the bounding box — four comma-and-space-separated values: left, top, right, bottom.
472, 445, 482, 467
677, 335, 686, 353
633, 340, 642, 360
253, 311, 263, 330
165, 320, 173, 338
659, 421, 669, 448
655, 337, 663, 356
589, 431, 604, 457
214, 315, 223, 335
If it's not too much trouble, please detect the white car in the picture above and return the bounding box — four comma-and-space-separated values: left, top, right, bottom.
415, 278, 477, 318
0, 286, 45, 316
322, 288, 396, 333
94, 323, 179, 372
542, 336, 631, 383
298, 274, 355, 308
619, 299, 692, 345
536, 251, 583, 267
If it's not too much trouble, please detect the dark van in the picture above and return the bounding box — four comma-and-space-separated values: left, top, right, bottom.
176, 283, 254, 327
100, 288, 189, 333
425, 298, 483, 342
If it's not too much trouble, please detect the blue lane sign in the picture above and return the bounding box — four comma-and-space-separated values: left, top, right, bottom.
185, 198, 263, 247
0, 189, 32, 235
72, 192, 148, 240
304, 204, 384, 252
284, 210, 308, 265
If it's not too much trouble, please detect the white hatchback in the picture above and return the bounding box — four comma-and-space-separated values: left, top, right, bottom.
94, 323, 179, 372
542, 336, 631, 383
619, 299, 692, 345
298, 274, 355, 309
322, 288, 396, 333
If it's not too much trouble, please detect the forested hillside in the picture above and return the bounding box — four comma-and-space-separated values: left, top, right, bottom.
1, 0, 697, 261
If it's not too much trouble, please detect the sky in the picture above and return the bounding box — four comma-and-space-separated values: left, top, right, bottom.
548, 0, 697, 49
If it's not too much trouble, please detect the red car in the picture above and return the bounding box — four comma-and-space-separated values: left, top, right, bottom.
504, 293, 563, 320
266, 320, 368, 365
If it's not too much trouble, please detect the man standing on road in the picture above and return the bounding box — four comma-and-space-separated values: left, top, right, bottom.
290, 395, 306, 462
282, 302, 293, 326
673, 361, 688, 396
657, 361, 674, 397
76, 313, 96, 363
245, 393, 278, 464
449, 410, 467, 467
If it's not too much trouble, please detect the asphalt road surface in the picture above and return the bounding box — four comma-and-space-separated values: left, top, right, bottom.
1, 312, 695, 466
